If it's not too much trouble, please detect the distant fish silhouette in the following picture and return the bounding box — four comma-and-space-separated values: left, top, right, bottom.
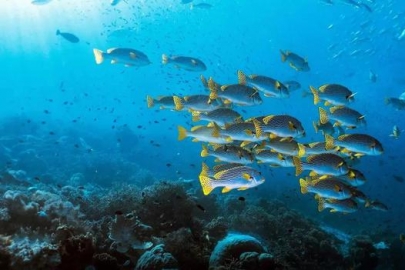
111, 0, 121, 6
56, 30, 80, 43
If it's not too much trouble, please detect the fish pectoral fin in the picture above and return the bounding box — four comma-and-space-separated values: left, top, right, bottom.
129, 52, 137, 59
111, 59, 118, 64
242, 173, 252, 181
191, 59, 197, 66
221, 187, 232, 193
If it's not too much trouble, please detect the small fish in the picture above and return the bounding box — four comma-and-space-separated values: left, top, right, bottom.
56, 30, 79, 43
369, 70, 377, 82
293, 153, 349, 176
238, 70, 289, 98
93, 48, 151, 67
280, 50, 310, 72
177, 125, 230, 144
209, 78, 262, 106
283, 80, 301, 92
31, 0, 52, 5
199, 163, 265, 195
192, 108, 243, 126
385, 97, 405, 111
255, 149, 294, 168
325, 134, 383, 156
389, 125, 401, 139
257, 115, 305, 139
299, 177, 353, 200
318, 198, 358, 213
201, 144, 254, 164
111, 0, 121, 5
393, 175, 404, 183
310, 84, 355, 106
365, 200, 388, 211
191, 3, 213, 9
173, 95, 221, 112
319, 106, 366, 129
147, 95, 177, 110
162, 54, 206, 72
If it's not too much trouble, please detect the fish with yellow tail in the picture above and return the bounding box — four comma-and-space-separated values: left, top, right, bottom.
325, 134, 383, 156
93, 48, 151, 67
255, 114, 305, 139
280, 50, 310, 71
309, 84, 355, 106
317, 198, 358, 213
237, 70, 289, 98
365, 200, 388, 211
177, 125, 230, 144
146, 95, 177, 110
173, 94, 221, 112
299, 177, 353, 200
319, 106, 366, 129
198, 163, 265, 195
192, 108, 243, 126
162, 54, 207, 72
293, 153, 349, 176
266, 137, 306, 157
254, 149, 294, 168
200, 144, 254, 164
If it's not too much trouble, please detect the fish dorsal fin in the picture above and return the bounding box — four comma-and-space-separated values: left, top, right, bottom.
318, 85, 327, 93
262, 115, 274, 125
306, 155, 316, 163
237, 70, 247, 85
338, 134, 349, 140
220, 85, 228, 92
330, 106, 343, 113
214, 169, 228, 179
183, 96, 190, 102
288, 121, 297, 131
308, 142, 319, 148
107, 48, 117, 53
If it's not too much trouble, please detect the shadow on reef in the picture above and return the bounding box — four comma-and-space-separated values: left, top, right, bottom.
0, 180, 404, 270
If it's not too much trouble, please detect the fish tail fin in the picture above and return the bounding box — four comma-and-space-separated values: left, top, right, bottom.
312, 121, 319, 133
200, 75, 208, 89
199, 174, 214, 195
177, 126, 188, 141
280, 50, 287, 62
146, 95, 154, 108
319, 107, 329, 124
293, 156, 303, 176
201, 145, 209, 157
162, 54, 169, 64
318, 197, 326, 212
237, 70, 247, 85
324, 134, 335, 150
310, 86, 320, 105
208, 78, 218, 99
56, 29, 60, 35
299, 178, 308, 194
173, 96, 183, 111
200, 162, 210, 177
93, 49, 104, 64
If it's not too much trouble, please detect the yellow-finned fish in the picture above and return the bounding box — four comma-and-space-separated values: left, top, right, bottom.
173, 95, 221, 112
310, 84, 355, 106
162, 54, 207, 72
319, 106, 366, 129
199, 163, 265, 195
337, 169, 367, 187
389, 125, 401, 139
177, 125, 230, 144
146, 95, 177, 110
266, 138, 306, 157
238, 70, 289, 98
201, 144, 254, 164
258, 115, 305, 139
280, 50, 310, 72
365, 200, 388, 211
302, 142, 336, 156
293, 153, 349, 176
218, 121, 267, 143
192, 108, 243, 126
313, 121, 335, 135
299, 177, 353, 200
208, 78, 262, 106
255, 149, 294, 167
93, 48, 151, 67
317, 198, 358, 213
325, 134, 383, 156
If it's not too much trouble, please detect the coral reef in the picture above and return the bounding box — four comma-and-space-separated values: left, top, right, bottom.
347, 235, 379, 270
135, 244, 178, 270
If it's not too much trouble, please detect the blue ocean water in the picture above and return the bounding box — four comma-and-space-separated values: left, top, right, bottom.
1, 0, 405, 269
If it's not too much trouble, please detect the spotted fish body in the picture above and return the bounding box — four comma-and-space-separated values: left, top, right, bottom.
319, 106, 365, 129
299, 177, 353, 200
199, 164, 265, 195
173, 95, 221, 112
193, 108, 243, 126
238, 70, 289, 98
318, 198, 358, 213
201, 144, 254, 164
255, 149, 294, 167
280, 50, 310, 71
266, 138, 305, 157
310, 84, 355, 106
177, 125, 230, 144
220, 121, 266, 142
325, 134, 383, 156
147, 95, 177, 110
293, 153, 349, 176
259, 115, 305, 139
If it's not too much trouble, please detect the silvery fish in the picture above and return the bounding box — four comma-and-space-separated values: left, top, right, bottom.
238, 70, 289, 98
93, 48, 151, 67
280, 50, 310, 72
293, 153, 349, 176
310, 84, 355, 106
162, 54, 207, 72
